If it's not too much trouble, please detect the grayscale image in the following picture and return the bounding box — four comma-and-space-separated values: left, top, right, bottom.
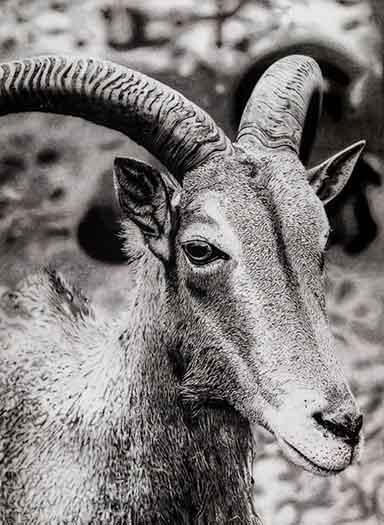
0, 1, 383, 523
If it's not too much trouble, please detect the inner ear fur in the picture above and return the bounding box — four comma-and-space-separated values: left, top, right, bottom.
113, 157, 181, 262
307, 140, 366, 204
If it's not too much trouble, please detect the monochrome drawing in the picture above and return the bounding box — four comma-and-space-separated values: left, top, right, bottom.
0, 1, 383, 524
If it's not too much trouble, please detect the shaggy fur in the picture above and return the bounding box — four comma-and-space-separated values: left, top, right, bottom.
0, 144, 364, 524
0, 53, 365, 525
0, 257, 259, 524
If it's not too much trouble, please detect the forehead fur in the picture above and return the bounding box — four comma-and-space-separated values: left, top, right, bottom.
181, 148, 326, 225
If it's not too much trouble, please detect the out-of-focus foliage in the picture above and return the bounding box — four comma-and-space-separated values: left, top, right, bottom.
0, 0, 381, 80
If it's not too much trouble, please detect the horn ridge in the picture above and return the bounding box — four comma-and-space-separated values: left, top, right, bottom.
236, 55, 323, 164
0, 55, 232, 177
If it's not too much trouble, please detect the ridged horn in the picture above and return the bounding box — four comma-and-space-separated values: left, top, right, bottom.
236, 55, 323, 164
0, 56, 233, 178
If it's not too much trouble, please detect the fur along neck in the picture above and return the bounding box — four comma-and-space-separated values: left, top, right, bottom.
103, 256, 260, 524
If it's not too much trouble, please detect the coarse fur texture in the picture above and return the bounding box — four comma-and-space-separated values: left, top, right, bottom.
0, 146, 364, 524
0, 262, 258, 524
0, 54, 366, 523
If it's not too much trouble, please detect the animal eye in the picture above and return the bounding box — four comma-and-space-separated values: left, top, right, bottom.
182, 240, 226, 266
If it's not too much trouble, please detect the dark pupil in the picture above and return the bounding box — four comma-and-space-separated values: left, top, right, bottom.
187, 242, 211, 260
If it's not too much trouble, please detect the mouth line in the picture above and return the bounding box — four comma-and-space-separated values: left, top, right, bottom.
282, 439, 346, 474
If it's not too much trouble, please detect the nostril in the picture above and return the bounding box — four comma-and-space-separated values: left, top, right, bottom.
313, 412, 363, 445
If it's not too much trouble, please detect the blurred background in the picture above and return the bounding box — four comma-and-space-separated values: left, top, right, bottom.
0, 0, 384, 523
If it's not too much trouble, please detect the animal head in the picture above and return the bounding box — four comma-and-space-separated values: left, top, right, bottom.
0, 54, 364, 475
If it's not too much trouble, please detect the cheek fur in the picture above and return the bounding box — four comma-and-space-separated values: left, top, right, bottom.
180, 258, 233, 301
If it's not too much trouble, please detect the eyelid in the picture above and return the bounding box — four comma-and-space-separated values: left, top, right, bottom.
182, 234, 209, 243
182, 240, 229, 266
181, 234, 229, 255
179, 224, 233, 253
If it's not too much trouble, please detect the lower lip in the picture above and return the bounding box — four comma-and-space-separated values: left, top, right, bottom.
282, 439, 347, 475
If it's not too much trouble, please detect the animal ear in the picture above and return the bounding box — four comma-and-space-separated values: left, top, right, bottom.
113, 157, 181, 262
307, 141, 366, 204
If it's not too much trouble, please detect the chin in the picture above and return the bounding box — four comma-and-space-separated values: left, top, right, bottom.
275, 429, 364, 476
276, 436, 349, 476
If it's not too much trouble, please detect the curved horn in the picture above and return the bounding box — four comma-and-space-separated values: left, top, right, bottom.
0, 56, 232, 177
236, 55, 323, 164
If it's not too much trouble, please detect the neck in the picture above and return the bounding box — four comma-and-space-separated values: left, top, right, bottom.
103, 256, 259, 524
